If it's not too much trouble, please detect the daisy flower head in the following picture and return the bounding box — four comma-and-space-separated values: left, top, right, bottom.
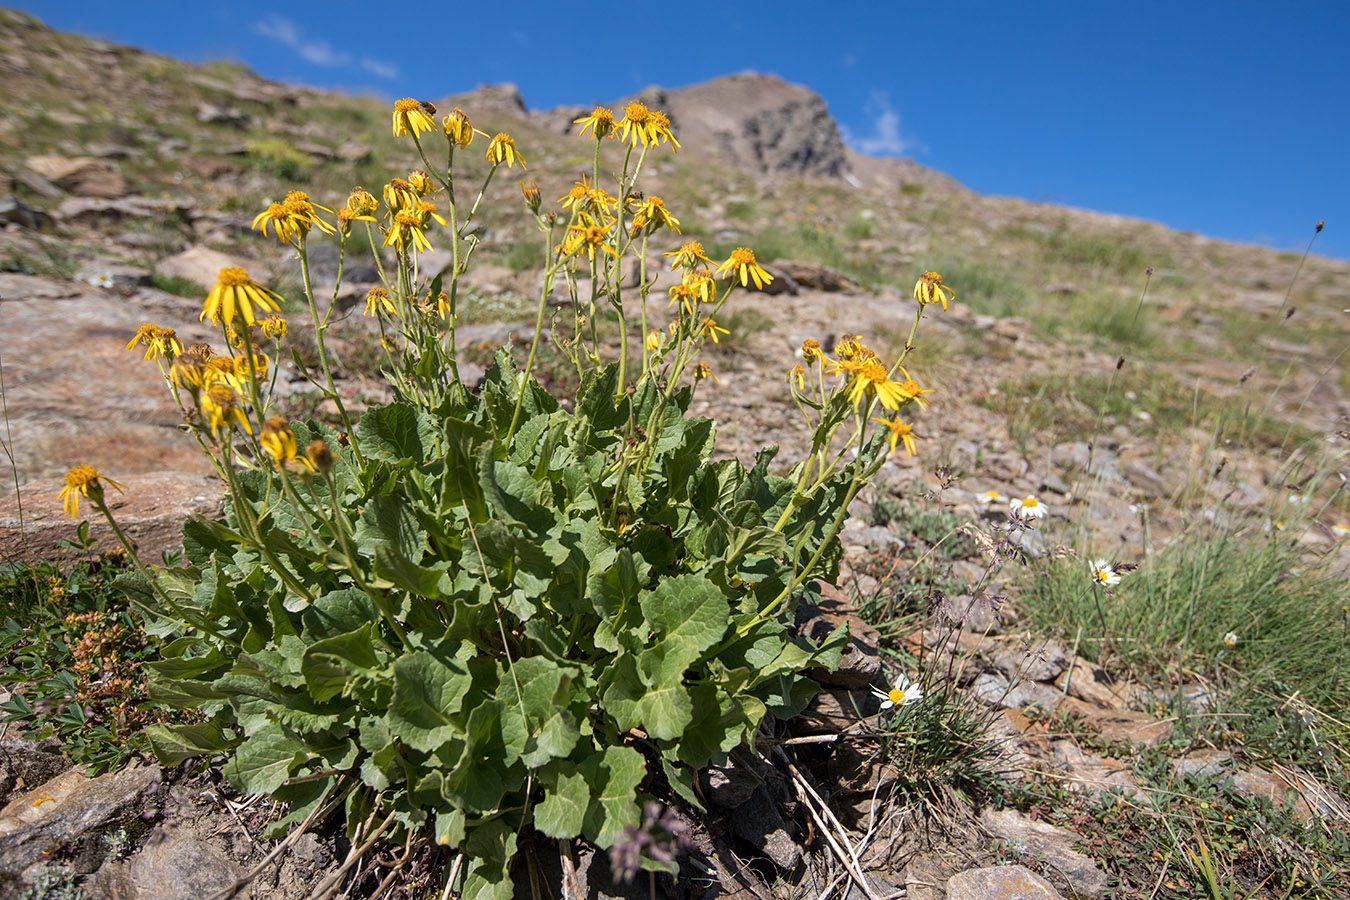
201, 384, 251, 435
616, 101, 652, 147
201, 268, 283, 327
913, 270, 955, 310
441, 107, 475, 148
1089, 558, 1121, 586
645, 110, 680, 151
664, 240, 712, 272
392, 98, 437, 138
88, 271, 115, 289
59, 465, 127, 519
846, 361, 910, 410
1010, 495, 1047, 519
715, 247, 773, 290
573, 105, 614, 140
519, 179, 541, 214
693, 361, 720, 384
872, 673, 923, 711
1223, 631, 1238, 647
631, 195, 680, 234
1329, 523, 1349, 541
978, 489, 1006, 505
871, 416, 920, 457
485, 133, 525, 169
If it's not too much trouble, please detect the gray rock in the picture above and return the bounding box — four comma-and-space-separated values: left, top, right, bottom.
797, 583, 882, 689
155, 245, 260, 290
992, 642, 1070, 683
971, 673, 1062, 710
980, 809, 1112, 897
728, 786, 800, 870
0, 740, 69, 808
0, 763, 159, 873
769, 260, 861, 293
1124, 460, 1168, 495
129, 828, 240, 899
0, 196, 52, 230
1171, 749, 1233, 780
54, 196, 194, 223
947, 864, 1066, 899
195, 103, 248, 127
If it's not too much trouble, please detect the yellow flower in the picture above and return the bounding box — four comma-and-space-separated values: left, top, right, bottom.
693, 361, 720, 383
201, 385, 251, 434
413, 199, 447, 229
800, 339, 823, 361
441, 108, 475, 148
201, 268, 283, 327
59, 465, 126, 518
261, 314, 287, 340
407, 169, 433, 196
687, 271, 717, 305
392, 98, 437, 137
645, 110, 680, 151
668, 283, 695, 315
305, 439, 334, 474
566, 223, 618, 260
383, 178, 417, 213
364, 288, 398, 318
125, 324, 182, 361
251, 192, 335, 243
384, 212, 433, 254
893, 366, 935, 408
631, 196, 681, 234
786, 364, 806, 390
574, 106, 615, 139
617, 102, 652, 147
913, 270, 955, 310
715, 248, 774, 290
701, 318, 730, 344
872, 416, 920, 456
347, 187, 378, 216
485, 133, 525, 169
834, 335, 872, 360
519, 179, 541, 213
233, 351, 268, 383
259, 416, 306, 467
250, 202, 292, 242
204, 354, 241, 390
645, 329, 663, 352
170, 350, 209, 390
665, 240, 712, 272
846, 361, 910, 410
422, 290, 450, 318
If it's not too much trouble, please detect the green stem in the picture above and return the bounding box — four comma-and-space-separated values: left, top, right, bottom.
297, 242, 365, 468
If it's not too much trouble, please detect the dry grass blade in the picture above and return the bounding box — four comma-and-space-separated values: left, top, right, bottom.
773, 748, 883, 900
306, 809, 398, 900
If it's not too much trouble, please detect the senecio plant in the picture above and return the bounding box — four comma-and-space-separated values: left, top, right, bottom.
65, 98, 951, 895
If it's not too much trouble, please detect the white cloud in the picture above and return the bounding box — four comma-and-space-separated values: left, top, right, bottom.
255, 16, 395, 77
843, 90, 915, 157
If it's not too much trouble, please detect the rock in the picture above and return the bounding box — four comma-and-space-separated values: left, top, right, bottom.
0, 272, 82, 300
25, 155, 127, 198
1227, 766, 1348, 824
129, 828, 241, 899
337, 140, 371, 162
73, 261, 152, 289
0, 196, 52, 230
947, 864, 1067, 899
992, 317, 1032, 340
703, 761, 762, 811
796, 687, 869, 735
54, 196, 195, 224
13, 169, 64, 198
1050, 741, 1139, 797
0, 763, 159, 873
1050, 441, 1092, 471
727, 786, 800, 870
0, 740, 69, 808
751, 264, 798, 295
1171, 749, 1233, 780
768, 260, 861, 293
992, 641, 1070, 683
1123, 460, 1168, 496
980, 809, 1112, 898
1081, 710, 1172, 746
155, 245, 260, 290
1053, 662, 1139, 710
195, 103, 248, 127
971, 673, 1063, 710
797, 583, 882, 689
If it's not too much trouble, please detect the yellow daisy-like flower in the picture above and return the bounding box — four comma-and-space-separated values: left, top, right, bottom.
693, 361, 720, 383
170, 350, 209, 391
871, 416, 920, 457
204, 354, 241, 390
250, 202, 292, 242
668, 283, 695, 315
201, 268, 283, 327
281, 190, 336, 237
715, 248, 774, 290
422, 290, 450, 319
407, 169, 433, 196
574, 106, 615, 140
645, 329, 663, 352
233, 351, 268, 384
58, 465, 127, 518
786, 364, 806, 390
616, 102, 652, 147
631, 196, 681, 234
261, 315, 287, 340
259, 416, 310, 469
800, 339, 823, 360
201, 384, 251, 434
892, 366, 935, 408
384, 212, 433, 254
413, 199, 448, 229
645, 110, 680, 151
519, 179, 541, 213
701, 318, 730, 344
485, 133, 525, 169
664, 240, 712, 272
566, 223, 618, 260
687, 271, 717, 305
846, 361, 910, 410
125, 325, 182, 361
383, 178, 417, 214
364, 288, 398, 318
913, 270, 955, 310
347, 187, 378, 216
441, 108, 475, 148
392, 98, 437, 138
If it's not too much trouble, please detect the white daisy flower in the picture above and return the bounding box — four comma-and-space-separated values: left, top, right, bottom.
1010, 495, 1047, 519
1329, 523, 1348, 541
1089, 559, 1121, 586
87, 272, 115, 289
872, 674, 923, 711
1223, 632, 1238, 647
978, 489, 1006, 505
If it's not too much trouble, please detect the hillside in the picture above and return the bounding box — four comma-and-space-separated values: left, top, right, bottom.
0, 8, 1348, 900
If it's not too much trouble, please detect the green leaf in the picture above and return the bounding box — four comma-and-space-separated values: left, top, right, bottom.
370, 546, 450, 597
357, 403, 430, 464
442, 417, 489, 520
459, 819, 519, 900
496, 656, 579, 768
222, 722, 303, 795
535, 766, 589, 838
301, 588, 380, 641
441, 700, 506, 812
386, 651, 471, 752
640, 574, 730, 654
301, 624, 379, 703
580, 745, 645, 848
145, 722, 235, 766
355, 495, 428, 561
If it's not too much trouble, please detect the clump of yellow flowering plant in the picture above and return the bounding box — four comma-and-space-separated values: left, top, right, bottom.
88, 98, 948, 896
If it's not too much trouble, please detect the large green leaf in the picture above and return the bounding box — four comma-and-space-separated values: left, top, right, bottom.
357, 403, 434, 464
535, 766, 589, 838
222, 722, 304, 795
145, 722, 235, 766
354, 495, 428, 561
495, 656, 579, 768
580, 745, 645, 848
386, 651, 471, 752
301, 624, 379, 702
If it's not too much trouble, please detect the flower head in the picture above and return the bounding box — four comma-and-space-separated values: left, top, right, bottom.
978, 490, 1006, 505
646, 110, 680, 151
59, 465, 126, 518
892, 365, 935, 408
383, 178, 417, 213
871, 416, 920, 457
786, 364, 806, 390
1223, 631, 1239, 647
201, 385, 251, 434
871, 673, 923, 711
693, 361, 720, 384
384, 212, 433, 254
392, 98, 437, 138
846, 361, 911, 410
88, 272, 115, 289
519, 179, 541, 214
364, 288, 397, 318
800, 339, 823, 361
1010, 495, 1048, 519
664, 240, 712, 272
715, 248, 773, 290
631, 196, 680, 234
201, 268, 283, 327
700, 318, 730, 344
616, 102, 652, 147
485, 133, 525, 169
1089, 559, 1121, 586
645, 329, 663, 352
442, 108, 475, 148
260, 416, 308, 468
306, 440, 335, 474
261, 314, 287, 340
407, 169, 434, 196
170, 350, 209, 391
574, 106, 615, 140
1329, 523, 1349, 541
347, 187, 378, 216
914, 270, 955, 310
125, 324, 182, 361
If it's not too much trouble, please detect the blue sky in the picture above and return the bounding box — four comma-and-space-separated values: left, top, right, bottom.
15, 1, 1349, 259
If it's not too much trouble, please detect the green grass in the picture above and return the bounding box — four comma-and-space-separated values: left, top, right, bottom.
151, 270, 203, 298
